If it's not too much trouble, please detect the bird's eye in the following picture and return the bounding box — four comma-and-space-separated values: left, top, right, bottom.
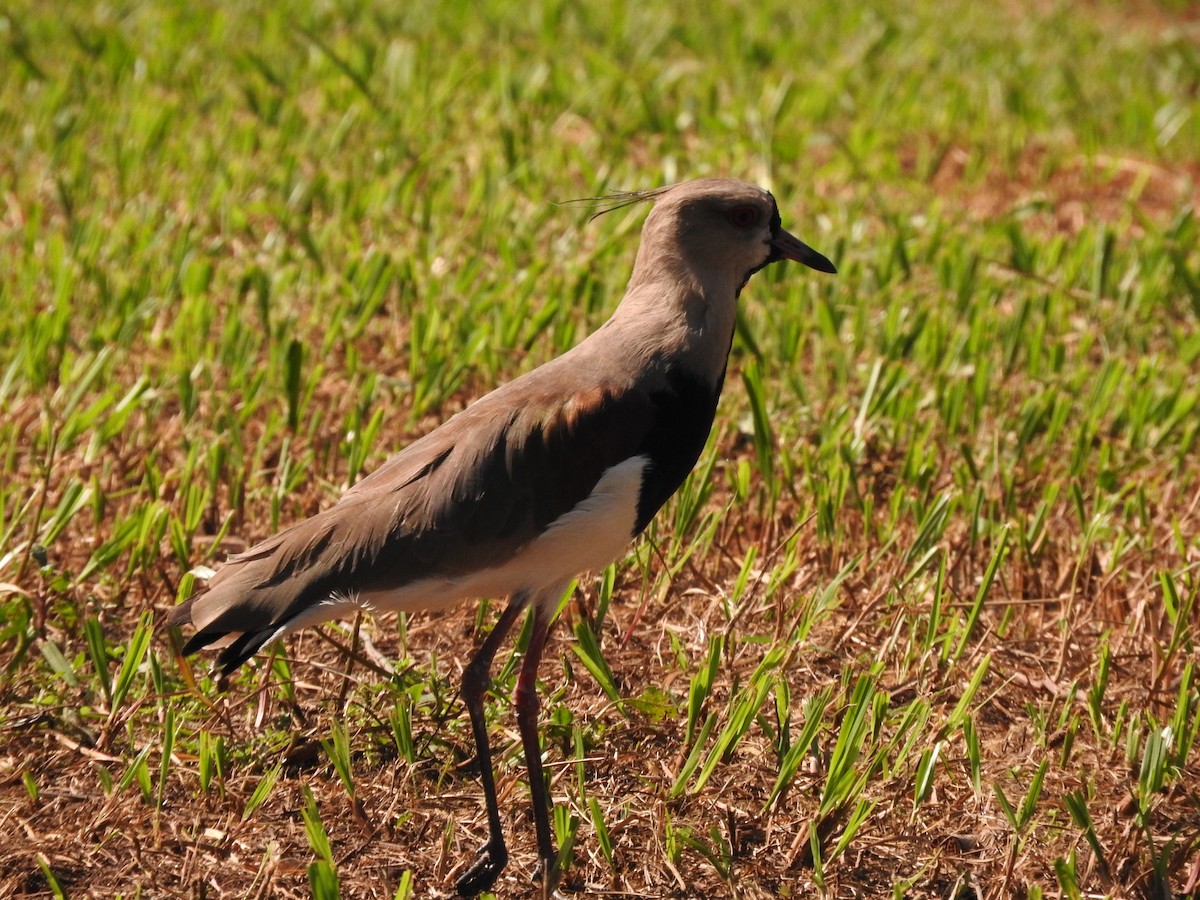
726, 205, 759, 228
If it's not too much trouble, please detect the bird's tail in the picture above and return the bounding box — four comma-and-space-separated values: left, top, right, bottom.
168, 521, 354, 676
167, 595, 292, 676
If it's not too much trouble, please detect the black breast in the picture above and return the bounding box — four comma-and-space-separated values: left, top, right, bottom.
634, 367, 724, 534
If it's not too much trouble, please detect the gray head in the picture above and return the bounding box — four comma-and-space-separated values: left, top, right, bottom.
573, 178, 835, 390
618, 178, 835, 297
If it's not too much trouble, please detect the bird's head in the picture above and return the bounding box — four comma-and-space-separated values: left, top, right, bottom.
603, 179, 835, 301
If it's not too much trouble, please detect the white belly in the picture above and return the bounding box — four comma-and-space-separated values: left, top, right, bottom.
357, 453, 649, 613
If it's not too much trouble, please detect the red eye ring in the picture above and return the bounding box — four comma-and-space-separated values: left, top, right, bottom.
726, 205, 759, 228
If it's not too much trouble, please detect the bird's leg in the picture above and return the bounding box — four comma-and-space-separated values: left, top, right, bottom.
515, 599, 557, 893
455, 595, 530, 899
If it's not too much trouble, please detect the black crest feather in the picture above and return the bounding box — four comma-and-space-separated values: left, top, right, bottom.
557, 186, 670, 221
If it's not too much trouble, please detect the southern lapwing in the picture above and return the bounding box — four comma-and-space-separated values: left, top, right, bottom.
170, 178, 836, 896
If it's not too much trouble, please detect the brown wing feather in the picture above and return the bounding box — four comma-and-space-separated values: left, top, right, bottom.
175, 377, 657, 651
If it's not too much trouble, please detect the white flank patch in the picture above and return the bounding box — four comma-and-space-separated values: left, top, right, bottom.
279, 596, 364, 634
358, 454, 650, 614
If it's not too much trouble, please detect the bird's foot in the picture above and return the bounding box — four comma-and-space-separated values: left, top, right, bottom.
532, 852, 561, 899
455, 837, 508, 898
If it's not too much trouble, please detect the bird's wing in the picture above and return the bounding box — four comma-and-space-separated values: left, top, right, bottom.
175, 377, 661, 643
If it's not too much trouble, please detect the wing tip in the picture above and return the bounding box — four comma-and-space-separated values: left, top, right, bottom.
175, 626, 279, 677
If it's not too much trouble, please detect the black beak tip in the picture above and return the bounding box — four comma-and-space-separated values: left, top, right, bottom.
810, 254, 838, 275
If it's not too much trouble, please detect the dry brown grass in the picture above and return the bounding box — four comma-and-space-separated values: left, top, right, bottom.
4, 386, 1198, 897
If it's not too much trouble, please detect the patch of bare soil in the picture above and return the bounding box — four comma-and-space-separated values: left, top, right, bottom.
906, 139, 1200, 236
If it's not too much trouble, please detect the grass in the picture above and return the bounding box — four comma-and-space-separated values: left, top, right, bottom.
2, 0, 1199, 896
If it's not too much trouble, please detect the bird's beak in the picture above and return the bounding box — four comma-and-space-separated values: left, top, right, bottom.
770, 229, 837, 274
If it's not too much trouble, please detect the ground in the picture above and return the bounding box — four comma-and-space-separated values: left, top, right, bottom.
1, 0, 1198, 897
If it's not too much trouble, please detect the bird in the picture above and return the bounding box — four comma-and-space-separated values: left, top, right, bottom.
169, 178, 836, 897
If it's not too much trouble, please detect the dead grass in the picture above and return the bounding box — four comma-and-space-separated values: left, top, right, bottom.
3, 401, 1198, 897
